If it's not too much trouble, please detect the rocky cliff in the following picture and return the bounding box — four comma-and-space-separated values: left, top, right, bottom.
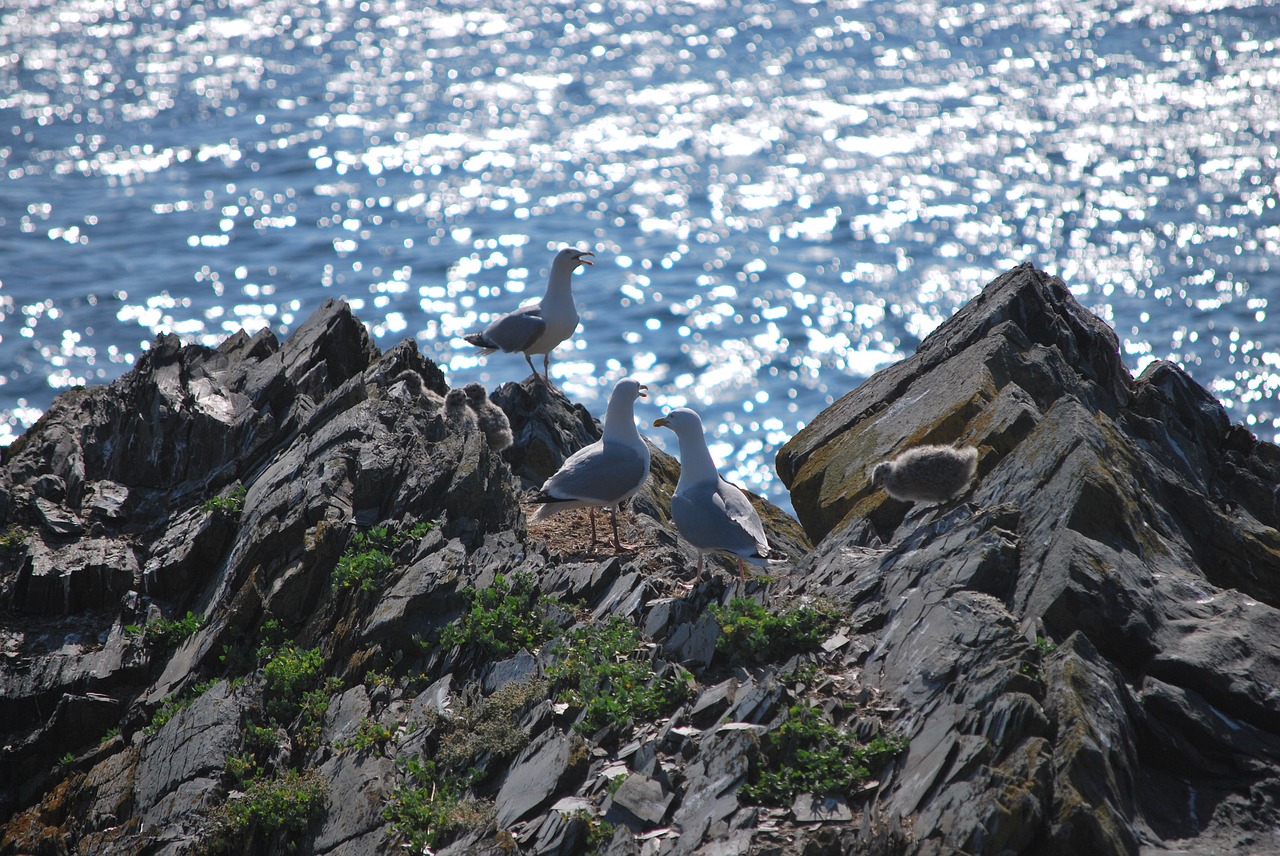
2, 265, 1278, 856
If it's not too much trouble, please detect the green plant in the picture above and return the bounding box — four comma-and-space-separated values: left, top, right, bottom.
742, 703, 906, 806
332, 526, 395, 591
337, 717, 397, 754
101, 727, 121, 745
434, 681, 545, 770
329, 520, 437, 593
202, 485, 247, 516
59, 752, 75, 768
1035, 636, 1057, 656
402, 520, 438, 541
146, 679, 219, 735
383, 757, 494, 851
244, 723, 280, 753
262, 644, 325, 724
710, 598, 840, 665
0, 525, 28, 550
547, 617, 688, 734
439, 572, 561, 658
581, 812, 617, 854
126, 610, 207, 646
220, 768, 327, 836
225, 753, 257, 785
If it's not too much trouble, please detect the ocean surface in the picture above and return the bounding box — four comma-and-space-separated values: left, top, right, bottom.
1, 0, 1277, 513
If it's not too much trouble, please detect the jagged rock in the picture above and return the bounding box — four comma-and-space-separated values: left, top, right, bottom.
776, 264, 1280, 854
135, 680, 246, 843
607, 772, 674, 828
3, 267, 1278, 856
495, 729, 579, 828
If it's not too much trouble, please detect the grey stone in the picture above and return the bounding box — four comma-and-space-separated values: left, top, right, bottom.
792, 794, 853, 823
495, 728, 576, 828
312, 749, 396, 854
483, 649, 539, 694
689, 680, 733, 728
608, 773, 674, 828
135, 680, 245, 831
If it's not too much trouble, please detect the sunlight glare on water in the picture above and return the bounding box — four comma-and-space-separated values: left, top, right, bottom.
1, 0, 1277, 512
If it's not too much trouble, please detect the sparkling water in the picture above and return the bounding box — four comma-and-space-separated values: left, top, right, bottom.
2, 0, 1277, 513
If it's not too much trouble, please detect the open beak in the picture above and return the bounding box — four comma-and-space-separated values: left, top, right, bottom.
638, 384, 648, 398
575, 251, 595, 266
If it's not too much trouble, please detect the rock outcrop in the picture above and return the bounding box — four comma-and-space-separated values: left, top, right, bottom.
777, 263, 1280, 855
2, 264, 1278, 856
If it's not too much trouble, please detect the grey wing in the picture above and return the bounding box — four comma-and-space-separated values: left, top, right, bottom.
543, 441, 647, 504
715, 479, 770, 554
478, 305, 546, 353
671, 480, 767, 556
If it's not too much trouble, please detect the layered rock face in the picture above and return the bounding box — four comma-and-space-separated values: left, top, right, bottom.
1, 265, 1277, 856
778, 263, 1280, 855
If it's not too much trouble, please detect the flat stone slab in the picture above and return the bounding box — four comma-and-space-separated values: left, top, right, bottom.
610, 773, 673, 827
495, 729, 573, 828
791, 793, 853, 823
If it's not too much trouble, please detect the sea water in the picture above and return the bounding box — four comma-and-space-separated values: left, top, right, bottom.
1, 0, 1277, 512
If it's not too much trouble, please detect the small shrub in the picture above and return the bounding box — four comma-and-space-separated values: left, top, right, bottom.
435, 681, 545, 770
742, 703, 906, 805
439, 572, 561, 658
220, 768, 327, 837
383, 757, 494, 851
583, 814, 618, 854
1035, 636, 1057, 656
0, 525, 28, 551
335, 717, 397, 754
59, 752, 75, 768
225, 753, 257, 786
201, 485, 247, 516
262, 644, 325, 724
100, 727, 121, 745
710, 597, 840, 665
547, 617, 688, 734
330, 521, 437, 593
126, 611, 207, 646
332, 526, 395, 592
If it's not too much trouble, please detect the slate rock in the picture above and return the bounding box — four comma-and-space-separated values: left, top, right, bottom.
607, 773, 674, 829
495, 728, 577, 828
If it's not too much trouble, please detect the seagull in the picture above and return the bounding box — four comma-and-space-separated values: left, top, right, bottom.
463, 247, 594, 386
870, 444, 978, 504
463, 382, 513, 451
653, 407, 769, 582
443, 388, 478, 433
530, 378, 650, 552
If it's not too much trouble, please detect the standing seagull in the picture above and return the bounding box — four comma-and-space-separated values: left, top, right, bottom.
463, 247, 594, 385
530, 378, 650, 552
463, 382, 513, 451
870, 444, 978, 504
653, 407, 769, 582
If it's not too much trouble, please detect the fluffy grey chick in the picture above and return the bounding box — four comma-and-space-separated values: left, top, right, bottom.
871, 444, 978, 504
463, 382, 513, 451
444, 388, 478, 434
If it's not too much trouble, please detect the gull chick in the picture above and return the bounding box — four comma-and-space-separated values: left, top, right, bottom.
443, 388, 478, 433
654, 407, 769, 582
463, 247, 594, 386
463, 382, 513, 451
870, 444, 978, 504
530, 378, 650, 552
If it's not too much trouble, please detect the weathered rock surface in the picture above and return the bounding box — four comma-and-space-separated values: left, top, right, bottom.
778, 263, 1280, 855
1, 264, 1277, 856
